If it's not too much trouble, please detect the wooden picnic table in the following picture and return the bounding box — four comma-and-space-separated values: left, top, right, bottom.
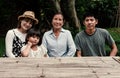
0, 57, 120, 78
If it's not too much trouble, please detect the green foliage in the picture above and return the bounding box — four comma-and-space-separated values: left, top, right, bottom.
0, 37, 5, 57
0, 0, 119, 36
106, 28, 120, 56
75, 0, 118, 28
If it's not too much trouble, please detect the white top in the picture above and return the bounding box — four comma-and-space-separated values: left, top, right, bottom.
5, 28, 26, 58
21, 45, 48, 57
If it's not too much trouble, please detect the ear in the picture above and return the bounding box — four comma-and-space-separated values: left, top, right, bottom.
83, 21, 85, 26
63, 18, 65, 24
61, 19, 65, 27
95, 19, 98, 24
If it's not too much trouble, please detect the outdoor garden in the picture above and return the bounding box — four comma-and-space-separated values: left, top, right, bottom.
0, 0, 120, 56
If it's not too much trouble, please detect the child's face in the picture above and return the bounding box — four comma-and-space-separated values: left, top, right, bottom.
27, 35, 40, 46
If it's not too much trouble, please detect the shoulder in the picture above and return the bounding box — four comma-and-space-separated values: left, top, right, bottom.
62, 28, 71, 34
97, 28, 108, 33
76, 30, 84, 37
97, 28, 109, 34
39, 45, 47, 50
39, 44, 45, 48
43, 30, 52, 36
6, 29, 13, 34
39, 45, 47, 53
6, 29, 16, 37
6, 28, 18, 35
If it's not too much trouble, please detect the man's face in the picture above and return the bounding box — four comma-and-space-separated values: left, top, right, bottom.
83, 16, 98, 30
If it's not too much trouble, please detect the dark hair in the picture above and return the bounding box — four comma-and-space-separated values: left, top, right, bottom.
50, 12, 65, 23
25, 28, 42, 46
83, 12, 98, 20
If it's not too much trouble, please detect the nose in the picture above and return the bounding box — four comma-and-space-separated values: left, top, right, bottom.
56, 20, 61, 23
26, 22, 32, 26
88, 20, 92, 23
34, 37, 37, 40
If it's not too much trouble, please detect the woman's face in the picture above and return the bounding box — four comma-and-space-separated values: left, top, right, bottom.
52, 14, 64, 30
20, 18, 33, 31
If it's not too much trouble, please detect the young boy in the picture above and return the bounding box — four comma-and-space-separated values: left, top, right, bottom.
75, 12, 118, 56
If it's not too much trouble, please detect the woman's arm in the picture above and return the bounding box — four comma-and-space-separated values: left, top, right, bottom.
5, 30, 15, 58
66, 31, 76, 56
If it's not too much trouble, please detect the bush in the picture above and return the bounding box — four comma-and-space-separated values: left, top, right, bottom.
107, 28, 120, 56
0, 37, 5, 57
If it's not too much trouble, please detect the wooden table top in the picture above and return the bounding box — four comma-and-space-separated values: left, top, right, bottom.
0, 57, 120, 78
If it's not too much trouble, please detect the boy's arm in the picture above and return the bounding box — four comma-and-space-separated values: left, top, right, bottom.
110, 43, 118, 56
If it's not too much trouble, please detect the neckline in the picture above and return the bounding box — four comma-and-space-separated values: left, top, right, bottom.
84, 28, 97, 36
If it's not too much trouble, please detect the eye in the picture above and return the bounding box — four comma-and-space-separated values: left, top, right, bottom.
59, 18, 62, 21
24, 18, 33, 24
54, 18, 58, 21
85, 19, 89, 22
90, 19, 94, 21
33, 35, 40, 39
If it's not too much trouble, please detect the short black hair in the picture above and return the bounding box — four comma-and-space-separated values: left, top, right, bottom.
25, 28, 42, 46
83, 12, 98, 20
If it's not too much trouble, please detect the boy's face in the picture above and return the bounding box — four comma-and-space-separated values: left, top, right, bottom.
83, 16, 98, 30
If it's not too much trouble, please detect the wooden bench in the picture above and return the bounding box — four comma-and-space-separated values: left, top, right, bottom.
0, 57, 120, 78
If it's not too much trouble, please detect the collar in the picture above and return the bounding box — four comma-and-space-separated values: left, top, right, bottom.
84, 28, 97, 36
49, 28, 65, 35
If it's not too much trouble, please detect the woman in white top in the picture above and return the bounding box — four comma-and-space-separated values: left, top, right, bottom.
5, 11, 38, 58
21, 28, 48, 57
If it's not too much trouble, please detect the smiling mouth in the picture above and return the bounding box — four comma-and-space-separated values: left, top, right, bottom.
55, 24, 60, 26
88, 25, 93, 27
